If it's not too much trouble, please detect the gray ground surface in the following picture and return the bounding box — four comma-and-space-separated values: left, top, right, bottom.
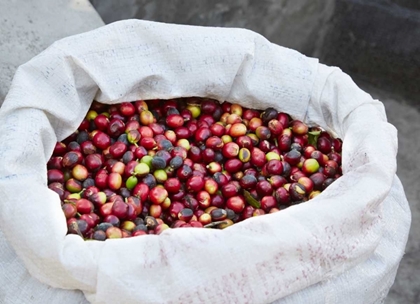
0, 0, 104, 101
0, 1, 418, 303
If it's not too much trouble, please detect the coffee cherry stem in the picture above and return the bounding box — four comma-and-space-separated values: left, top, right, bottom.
308, 130, 321, 148
203, 220, 230, 228
243, 190, 261, 209
68, 222, 83, 237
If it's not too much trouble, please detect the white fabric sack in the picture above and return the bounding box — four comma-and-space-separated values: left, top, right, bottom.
0, 20, 411, 304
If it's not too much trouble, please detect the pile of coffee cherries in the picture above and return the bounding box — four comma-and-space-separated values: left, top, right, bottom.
47, 97, 342, 240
